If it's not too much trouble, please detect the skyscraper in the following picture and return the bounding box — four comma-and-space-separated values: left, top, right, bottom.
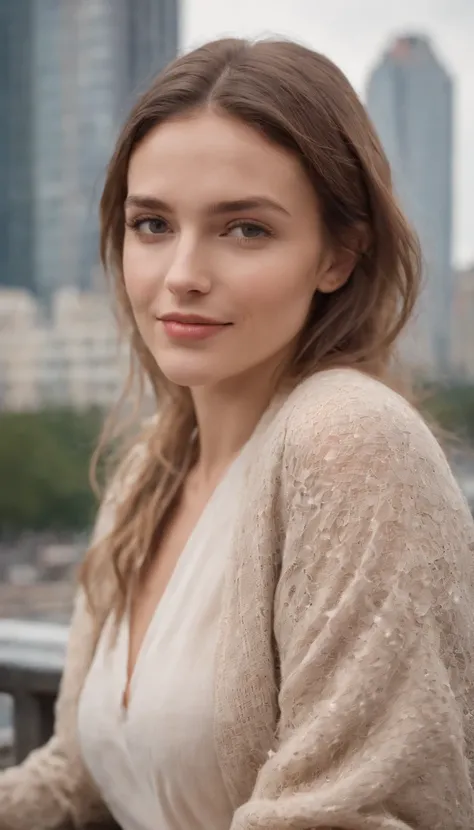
0, 0, 179, 300
33, 0, 180, 300
366, 35, 454, 375
0, 2, 35, 292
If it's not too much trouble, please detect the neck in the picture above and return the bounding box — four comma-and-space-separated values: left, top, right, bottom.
190, 370, 280, 487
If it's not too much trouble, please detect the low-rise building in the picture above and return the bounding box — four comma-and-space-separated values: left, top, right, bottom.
0, 287, 128, 410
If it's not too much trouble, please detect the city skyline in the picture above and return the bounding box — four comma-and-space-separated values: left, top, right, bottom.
1, 1, 472, 301
183, 0, 473, 268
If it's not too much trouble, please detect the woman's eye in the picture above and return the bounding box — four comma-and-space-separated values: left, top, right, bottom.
133, 217, 168, 235
227, 223, 269, 240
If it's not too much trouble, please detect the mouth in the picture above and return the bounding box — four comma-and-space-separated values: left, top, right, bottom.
157, 314, 232, 341
159, 313, 231, 326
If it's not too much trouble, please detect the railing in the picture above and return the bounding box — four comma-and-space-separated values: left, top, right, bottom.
0, 620, 121, 828
0, 619, 67, 764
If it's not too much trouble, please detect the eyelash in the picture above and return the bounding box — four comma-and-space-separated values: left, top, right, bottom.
125, 216, 273, 244
226, 220, 273, 243
126, 216, 166, 234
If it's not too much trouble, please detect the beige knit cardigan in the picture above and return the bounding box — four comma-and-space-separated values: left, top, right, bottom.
2, 368, 474, 830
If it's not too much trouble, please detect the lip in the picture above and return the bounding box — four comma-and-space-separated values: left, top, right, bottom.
157, 312, 232, 342
159, 312, 230, 325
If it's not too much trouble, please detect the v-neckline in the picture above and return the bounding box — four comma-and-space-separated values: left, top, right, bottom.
120, 436, 251, 715
119, 390, 287, 716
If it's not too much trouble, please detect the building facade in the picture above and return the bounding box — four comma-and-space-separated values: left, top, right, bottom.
33, 0, 179, 300
0, 288, 128, 411
0, 291, 44, 411
366, 35, 454, 377
0, 2, 35, 293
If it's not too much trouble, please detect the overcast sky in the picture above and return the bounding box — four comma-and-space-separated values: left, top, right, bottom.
183, 0, 473, 267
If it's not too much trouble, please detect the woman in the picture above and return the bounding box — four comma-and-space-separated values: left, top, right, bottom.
1, 37, 474, 830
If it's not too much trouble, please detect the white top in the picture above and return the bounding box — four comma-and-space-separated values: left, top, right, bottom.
77, 423, 268, 830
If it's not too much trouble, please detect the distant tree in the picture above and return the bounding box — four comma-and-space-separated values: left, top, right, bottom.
0, 408, 103, 537
420, 384, 474, 446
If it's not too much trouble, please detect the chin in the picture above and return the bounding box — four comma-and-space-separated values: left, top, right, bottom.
155, 355, 229, 389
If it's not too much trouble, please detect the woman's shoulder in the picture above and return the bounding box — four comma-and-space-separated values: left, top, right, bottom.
271, 367, 468, 511
272, 366, 473, 553
280, 367, 440, 459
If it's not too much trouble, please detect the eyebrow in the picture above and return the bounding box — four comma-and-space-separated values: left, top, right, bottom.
124, 194, 291, 217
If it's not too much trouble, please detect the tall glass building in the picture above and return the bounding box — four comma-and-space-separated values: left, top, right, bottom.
1, 0, 179, 299
35, 0, 179, 300
366, 35, 454, 376
0, 2, 35, 292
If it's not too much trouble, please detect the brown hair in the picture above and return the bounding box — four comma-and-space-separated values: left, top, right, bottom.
80, 37, 421, 622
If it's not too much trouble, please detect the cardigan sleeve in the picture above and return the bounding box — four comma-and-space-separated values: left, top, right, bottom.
0, 500, 116, 829
232, 393, 474, 830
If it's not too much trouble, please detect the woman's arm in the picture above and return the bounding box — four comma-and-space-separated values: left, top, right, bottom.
0, 590, 109, 829
233, 393, 474, 830
0, 484, 121, 829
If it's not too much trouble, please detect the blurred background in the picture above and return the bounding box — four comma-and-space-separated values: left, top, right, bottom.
0, 0, 474, 752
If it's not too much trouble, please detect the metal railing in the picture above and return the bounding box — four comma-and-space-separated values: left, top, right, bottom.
0, 619, 67, 764
0, 620, 121, 828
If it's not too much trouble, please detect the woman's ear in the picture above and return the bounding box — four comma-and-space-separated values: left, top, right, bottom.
316, 223, 371, 294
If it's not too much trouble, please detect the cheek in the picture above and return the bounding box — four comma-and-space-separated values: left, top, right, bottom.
122, 239, 158, 310
237, 248, 317, 322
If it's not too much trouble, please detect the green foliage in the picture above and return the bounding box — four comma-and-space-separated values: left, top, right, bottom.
420, 384, 474, 445
0, 408, 104, 537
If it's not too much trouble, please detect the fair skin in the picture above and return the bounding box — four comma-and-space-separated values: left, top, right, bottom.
121, 109, 357, 703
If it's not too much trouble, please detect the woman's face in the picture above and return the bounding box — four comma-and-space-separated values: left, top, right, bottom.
123, 109, 351, 390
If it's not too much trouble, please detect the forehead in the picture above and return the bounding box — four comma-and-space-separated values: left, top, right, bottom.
127, 110, 314, 207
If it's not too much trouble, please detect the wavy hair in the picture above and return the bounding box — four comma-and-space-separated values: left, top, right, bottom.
80, 37, 421, 623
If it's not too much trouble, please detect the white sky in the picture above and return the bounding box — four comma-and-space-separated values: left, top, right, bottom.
183, 0, 474, 267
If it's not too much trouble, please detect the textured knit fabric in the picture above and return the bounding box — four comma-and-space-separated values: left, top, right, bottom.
77, 424, 266, 830
1, 367, 474, 830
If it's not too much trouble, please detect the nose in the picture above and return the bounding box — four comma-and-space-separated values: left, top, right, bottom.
163, 235, 212, 297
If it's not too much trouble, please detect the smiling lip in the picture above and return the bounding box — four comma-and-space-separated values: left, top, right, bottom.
158, 313, 232, 341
